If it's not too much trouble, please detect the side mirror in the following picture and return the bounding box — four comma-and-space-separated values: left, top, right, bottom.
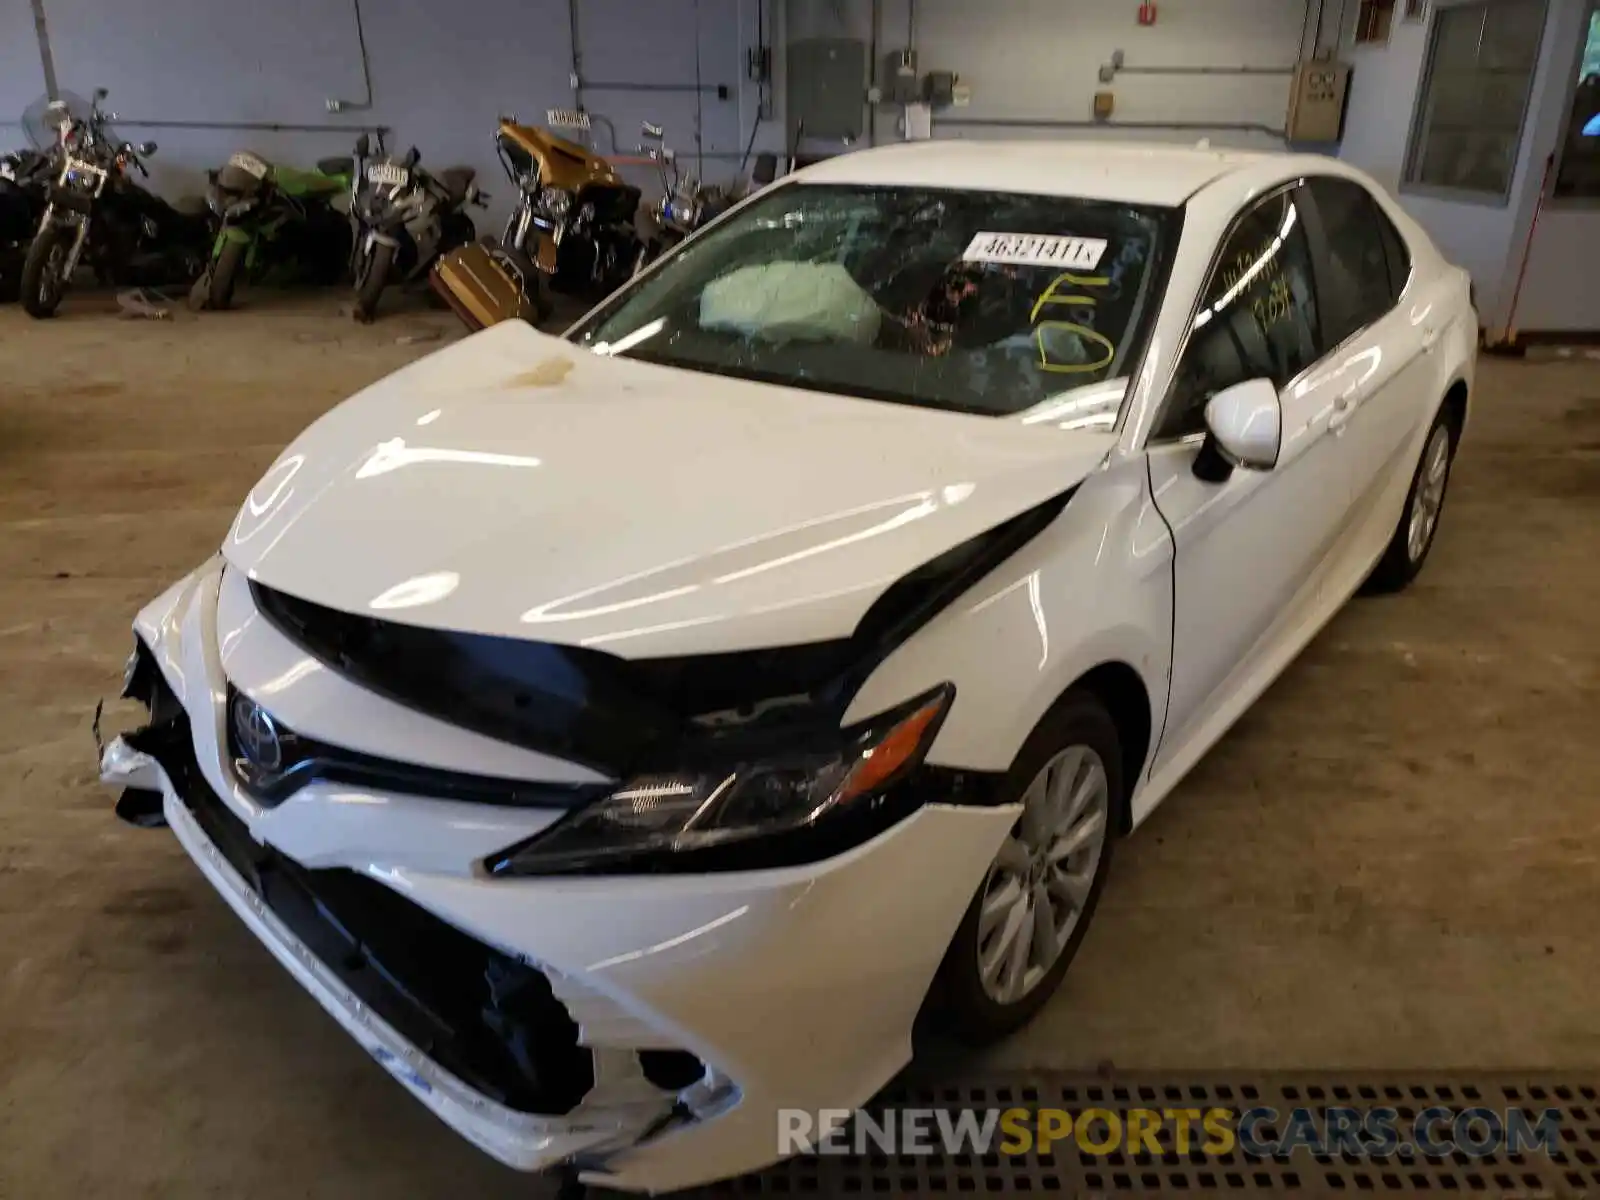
137, 141, 157, 156
751, 152, 777, 185
405, 147, 421, 168
354, 134, 370, 158
1197, 378, 1281, 480
94, 87, 109, 101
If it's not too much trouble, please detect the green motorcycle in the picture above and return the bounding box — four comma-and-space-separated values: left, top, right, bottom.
189, 150, 355, 310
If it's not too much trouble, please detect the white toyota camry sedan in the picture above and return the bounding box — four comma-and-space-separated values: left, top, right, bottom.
102, 140, 1475, 1192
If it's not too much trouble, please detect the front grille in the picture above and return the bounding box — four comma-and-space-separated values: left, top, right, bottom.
129, 660, 595, 1116
223, 684, 605, 810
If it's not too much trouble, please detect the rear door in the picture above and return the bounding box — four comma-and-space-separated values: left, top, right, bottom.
1298, 176, 1444, 552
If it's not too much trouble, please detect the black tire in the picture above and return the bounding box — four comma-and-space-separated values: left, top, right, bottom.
441, 212, 476, 255
353, 242, 394, 322
207, 240, 245, 311
20, 224, 73, 318
930, 691, 1123, 1045
1363, 404, 1459, 594
530, 271, 553, 322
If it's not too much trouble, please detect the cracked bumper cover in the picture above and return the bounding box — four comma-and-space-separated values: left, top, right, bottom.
100, 557, 1017, 1191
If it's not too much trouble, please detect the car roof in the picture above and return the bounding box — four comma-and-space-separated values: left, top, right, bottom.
792, 139, 1276, 207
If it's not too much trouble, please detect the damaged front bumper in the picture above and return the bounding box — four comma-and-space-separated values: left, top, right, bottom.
100, 557, 1018, 1192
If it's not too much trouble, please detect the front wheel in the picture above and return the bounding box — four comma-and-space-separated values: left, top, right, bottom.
206, 239, 246, 311
20, 224, 74, 319
352, 241, 395, 322
931, 691, 1121, 1044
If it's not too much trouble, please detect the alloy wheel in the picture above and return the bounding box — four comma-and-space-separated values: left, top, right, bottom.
1407, 425, 1451, 562
977, 744, 1110, 1005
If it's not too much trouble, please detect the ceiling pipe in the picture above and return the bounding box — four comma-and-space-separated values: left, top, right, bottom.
324, 0, 375, 112
1114, 64, 1295, 76
109, 118, 392, 135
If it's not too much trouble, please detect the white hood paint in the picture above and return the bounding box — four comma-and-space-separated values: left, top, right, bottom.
225, 321, 1115, 658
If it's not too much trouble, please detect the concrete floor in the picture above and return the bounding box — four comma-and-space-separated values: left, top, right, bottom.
0, 291, 1595, 1198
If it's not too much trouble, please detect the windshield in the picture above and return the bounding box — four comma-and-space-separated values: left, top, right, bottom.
571, 182, 1178, 416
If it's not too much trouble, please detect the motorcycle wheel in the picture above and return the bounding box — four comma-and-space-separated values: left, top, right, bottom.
353, 242, 394, 322
207, 241, 246, 311
20, 225, 73, 319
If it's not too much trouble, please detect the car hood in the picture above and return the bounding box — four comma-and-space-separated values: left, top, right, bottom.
225, 321, 1116, 658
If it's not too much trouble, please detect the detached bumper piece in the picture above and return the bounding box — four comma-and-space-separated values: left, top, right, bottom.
125, 662, 594, 1118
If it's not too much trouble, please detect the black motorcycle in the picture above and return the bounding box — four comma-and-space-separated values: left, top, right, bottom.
348, 134, 483, 322
21, 90, 213, 318
1, 147, 55, 301
636, 121, 776, 271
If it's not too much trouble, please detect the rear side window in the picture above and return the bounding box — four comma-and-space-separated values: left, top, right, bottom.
1155, 188, 1322, 441
1306, 176, 1410, 345
1375, 207, 1411, 299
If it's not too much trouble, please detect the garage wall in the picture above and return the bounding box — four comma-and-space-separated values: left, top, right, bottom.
9, 0, 1339, 206
1, 0, 47, 136
1336, 0, 1594, 328
786, 0, 1322, 151
13, 0, 759, 232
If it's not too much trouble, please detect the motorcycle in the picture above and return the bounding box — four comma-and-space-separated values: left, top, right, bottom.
348, 134, 484, 322
189, 149, 355, 311
429, 110, 643, 331
635, 122, 776, 270
1, 147, 55, 301
21, 89, 213, 318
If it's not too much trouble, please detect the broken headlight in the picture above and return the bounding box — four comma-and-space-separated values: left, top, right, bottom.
488, 684, 953, 876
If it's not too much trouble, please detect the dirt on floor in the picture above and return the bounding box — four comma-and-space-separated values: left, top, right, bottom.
0, 291, 1595, 1198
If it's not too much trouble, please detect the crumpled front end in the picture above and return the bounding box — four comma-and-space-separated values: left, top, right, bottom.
100, 557, 1018, 1192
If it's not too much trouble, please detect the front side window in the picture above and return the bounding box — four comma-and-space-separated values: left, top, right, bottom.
1404, 0, 1547, 200
571, 184, 1178, 417
1154, 189, 1322, 442
1306, 176, 1409, 345
1553, 2, 1600, 199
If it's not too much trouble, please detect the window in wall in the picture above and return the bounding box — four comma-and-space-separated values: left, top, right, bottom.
1357, 0, 1397, 43
1552, 2, 1600, 199
1155, 190, 1322, 442
1404, 0, 1547, 199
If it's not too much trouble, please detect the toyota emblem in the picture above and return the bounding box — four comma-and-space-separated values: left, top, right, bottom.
232, 692, 283, 771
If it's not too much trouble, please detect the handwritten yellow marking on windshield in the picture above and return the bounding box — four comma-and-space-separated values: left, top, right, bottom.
1035, 323, 1116, 374
1030, 272, 1111, 323
1031, 270, 1116, 374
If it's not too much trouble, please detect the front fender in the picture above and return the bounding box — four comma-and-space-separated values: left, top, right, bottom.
845, 456, 1173, 791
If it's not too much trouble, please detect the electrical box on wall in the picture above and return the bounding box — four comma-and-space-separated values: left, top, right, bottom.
1286, 59, 1352, 142
924, 71, 957, 108
789, 38, 869, 140
884, 49, 920, 104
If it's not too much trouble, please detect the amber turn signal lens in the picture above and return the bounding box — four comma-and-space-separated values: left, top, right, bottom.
837, 692, 949, 803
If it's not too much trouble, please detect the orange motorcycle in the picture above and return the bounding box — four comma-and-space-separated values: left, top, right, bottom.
431, 110, 642, 330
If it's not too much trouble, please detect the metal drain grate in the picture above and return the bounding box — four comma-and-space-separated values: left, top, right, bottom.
680, 1073, 1600, 1197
